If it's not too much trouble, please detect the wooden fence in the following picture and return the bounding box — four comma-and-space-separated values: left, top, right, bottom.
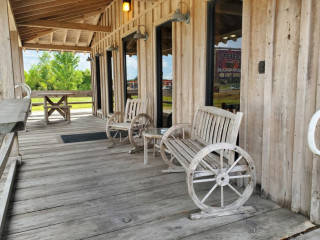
31, 90, 93, 106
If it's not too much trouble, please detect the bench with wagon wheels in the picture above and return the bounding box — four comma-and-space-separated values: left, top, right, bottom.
160, 106, 256, 219
106, 99, 154, 152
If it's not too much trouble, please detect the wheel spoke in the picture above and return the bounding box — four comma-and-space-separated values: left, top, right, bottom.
170, 154, 175, 162
226, 156, 243, 174
112, 131, 119, 139
201, 183, 218, 203
193, 178, 216, 183
221, 186, 224, 208
227, 183, 243, 197
229, 175, 251, 179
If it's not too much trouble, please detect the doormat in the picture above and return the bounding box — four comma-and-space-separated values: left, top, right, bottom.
61, 131, 127, 143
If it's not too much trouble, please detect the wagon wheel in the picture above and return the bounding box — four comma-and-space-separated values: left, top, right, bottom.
106, 113, 128, 146
160, 124, 191, 170
187, 143, 256, 217
129, 114, 154, 148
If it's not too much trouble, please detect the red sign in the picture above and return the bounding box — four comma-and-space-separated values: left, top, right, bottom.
216, 49, 241, 82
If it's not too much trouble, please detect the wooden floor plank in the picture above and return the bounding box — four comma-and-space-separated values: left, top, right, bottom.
1, 111, 314, 240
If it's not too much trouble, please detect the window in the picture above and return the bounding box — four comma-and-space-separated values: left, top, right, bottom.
106, 51, 114, 114
156, 22, 173, 127
206, 0, 242, 112
123, 34, 138, 104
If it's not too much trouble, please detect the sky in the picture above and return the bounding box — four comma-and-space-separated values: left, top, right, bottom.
23, 50, 91, 71
125, 54, 172, 80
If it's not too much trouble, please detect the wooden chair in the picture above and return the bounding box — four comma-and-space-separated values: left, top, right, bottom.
160, 106, 256, 219
106, 99, 154, 150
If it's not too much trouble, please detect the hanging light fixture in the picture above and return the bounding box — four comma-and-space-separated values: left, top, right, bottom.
133, 25, 148, 41
95, 47, 103, 57
123, 0, 131, 12
86, 56, 93, 62
95, 52, 102, 57
171, 2, 190, 24
107, 41, 119, 52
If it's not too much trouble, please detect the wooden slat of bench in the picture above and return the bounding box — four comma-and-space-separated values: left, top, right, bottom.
163, 140, 191, 170
182, 139, 221, 169
165, 139, 221, 171
174, 140, 218, 171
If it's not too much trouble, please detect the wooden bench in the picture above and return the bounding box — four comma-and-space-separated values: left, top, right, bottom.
160, 106, 256, 219
106, 99, 154, 152
44, 105, 71, 124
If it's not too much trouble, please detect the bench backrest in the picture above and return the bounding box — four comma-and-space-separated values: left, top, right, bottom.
124, 99, 148, 122
191, 106, 243, 162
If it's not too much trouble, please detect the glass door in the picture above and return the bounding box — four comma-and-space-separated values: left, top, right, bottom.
95, 56, 102, 110
123, 34, 138, 105
106, 51, 114, 114
206, 0, 242, 113
156, 22, 173, 127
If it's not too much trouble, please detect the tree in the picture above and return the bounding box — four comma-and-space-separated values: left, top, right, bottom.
51, 52, 82, 90
25, 52, 53, 90
24, 51, 92, 90
78, 69, 92, 90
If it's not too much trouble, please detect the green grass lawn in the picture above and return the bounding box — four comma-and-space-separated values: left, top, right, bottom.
32, 97, 92, 111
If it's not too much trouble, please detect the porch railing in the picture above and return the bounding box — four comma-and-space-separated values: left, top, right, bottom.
0, 132, 20, 235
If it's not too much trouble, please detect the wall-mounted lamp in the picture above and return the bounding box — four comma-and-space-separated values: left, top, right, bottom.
123, 0, 131, 12
134, 25, 148, 41
86, 56, 93, 62
171, 2, 190, 24
95, 52, 103, 57
107, 41, 119, 52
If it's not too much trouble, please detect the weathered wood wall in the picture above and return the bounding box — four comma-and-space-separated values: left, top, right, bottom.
241, 0, 320, 222
91, 0, 206, 124
90, 0, 320, 221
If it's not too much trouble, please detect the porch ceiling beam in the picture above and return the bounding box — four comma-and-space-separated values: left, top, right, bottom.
22, 43, 91, 52
19, 20, 111, 33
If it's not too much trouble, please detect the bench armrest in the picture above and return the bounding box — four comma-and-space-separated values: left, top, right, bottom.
106, 111, 125, 127
162, 124, 192, 142
130, 113, 154, 125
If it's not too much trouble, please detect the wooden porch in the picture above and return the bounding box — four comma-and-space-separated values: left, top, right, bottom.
1, 111, 314, 239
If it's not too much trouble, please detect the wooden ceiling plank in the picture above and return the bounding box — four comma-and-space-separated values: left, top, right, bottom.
87, 14, 101, 46
22, 43, 91, 52
63, 29, 68, 44
134, 0, 158, 2
15, 0, 108, 20
22, 29, 56, 42
20, 8, 105, 42
12, 0, 65, 9
13, 0, 108, 14
75, 20, 85, 46
19, 20, 111, 33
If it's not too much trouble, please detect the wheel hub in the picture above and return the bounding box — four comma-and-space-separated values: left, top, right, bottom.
216, 172, 230, 187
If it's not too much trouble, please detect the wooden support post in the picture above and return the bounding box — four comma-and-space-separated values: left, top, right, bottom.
0, 0, 14, 99
10, 31, 23, 99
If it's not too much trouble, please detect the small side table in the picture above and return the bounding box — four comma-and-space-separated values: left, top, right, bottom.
142, 128, 168, 165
